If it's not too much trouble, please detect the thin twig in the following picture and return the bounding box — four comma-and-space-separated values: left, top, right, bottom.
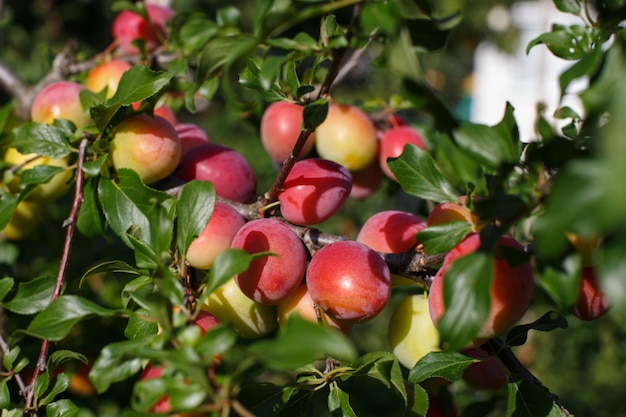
24, 138, 89, 413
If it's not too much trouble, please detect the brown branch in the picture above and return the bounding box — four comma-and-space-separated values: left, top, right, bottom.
24, 138, 89, 413
483, 338, 572, 417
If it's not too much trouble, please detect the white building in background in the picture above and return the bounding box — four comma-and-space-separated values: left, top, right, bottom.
470, 0, 586, 142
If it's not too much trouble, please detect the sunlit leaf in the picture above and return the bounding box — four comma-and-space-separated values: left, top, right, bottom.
408, 351, 475, 384
176, 180, 215, 257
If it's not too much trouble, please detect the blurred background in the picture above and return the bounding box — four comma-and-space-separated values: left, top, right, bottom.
0, 0, 624, 416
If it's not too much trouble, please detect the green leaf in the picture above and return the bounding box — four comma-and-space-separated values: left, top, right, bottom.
76, 177, 105, 237
554, 0, 582, 15
18, 165, 66, 188
25, 295, 123, 341
177, 13, 219, 54
506, 378, 567, 417
197, 34, 258, 80
389, 144, 459, 203
0, 277, 14, 302
195, 324, 237, 363
386, 27, 421, 81
417, 221, 473, 255
328, 384, 357, 417
176, 180, 215, 258
408, 351, 475, 384
438, 252, 493, 350
2, 345, 21, 370
47, 350, 88, 373
401, 79, 458, 133
89, 338, 151, 393
505, 311, 568, 347
0, 191, 19, 230
108, 66, 173, 106
38, 372, 70, 406
199, 249, 259, 304
125, 308, 159, 340
0, 377, 10, 409
80, 260, 142, 288
302, 99, 328, 131
98, 169, 173, 248
2, 275, 55, 315
453, 104, 520, 170
559, 40, 603, 95
410, 383, 429, 416
537, 255, 581, 310
249, 314, 357, 369
45, 399, 79, 417
11, 123, 73, 158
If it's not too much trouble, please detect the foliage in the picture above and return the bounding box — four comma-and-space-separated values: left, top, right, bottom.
0, 0, 624, 416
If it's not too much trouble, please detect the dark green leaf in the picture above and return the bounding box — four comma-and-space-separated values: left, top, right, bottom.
177, 14, 219, 53
453, 104, 520, 170
199, 249, 259, 304
389, 144, 459, 203
45, 399, 79, 417
554, 0, 582, 15
0, 192, 19, 230
537, 254, 581, 310
176, 180, 215, 257
89, 338, 149, 393
417, 221, 473, 255
438, 252, 493, 350
410, 383, 429, 416
38, 372, 70, 406
408, 351, 475, 384
402, 78, 458, 134
47, 350, 88, 373
76, 177, 105, 237
506, 378, 566, 416
505, 311, 568, 347
125, 308, 158, 340
98, 169, 173, 248
0, 378, 10, 409
25, 295, 123, 341
559, 41, 603, 95
249, 314, 357, 369
0, 277, 14, 302
80, 260, 142, 288
473, 194, 528, 223
386, 27, 421, 81
302, 99, 328, 131
2, 275, 55, 315
197, 34, 258, 81
195, 324, 237, 360
328, 384, 357, 417
2, 345, 21, 370
11, 123, 73, 158
108, 66, 173, 106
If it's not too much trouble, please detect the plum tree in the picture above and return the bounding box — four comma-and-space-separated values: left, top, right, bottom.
428, 234, 535, 341
314, 103, 378, 171
30, 81, 92, 128
231, 218, 307, 305
277, 158, 352, 225
176, 143, 257, 203
306, 241, 391, 323
109, 114, 182, 184
260, 101, 314, 165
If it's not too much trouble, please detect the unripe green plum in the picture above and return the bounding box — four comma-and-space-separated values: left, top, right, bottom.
378, 126, 427, 181
231, 218, 307, 305
85, 59, 132, 98
186, 202, 246, 270
306, 241, 391, 323
278, 158, 352, 226
4, 147, 73, 201
428, 233, 534, 341
203, 278, 277, 339
260, 101, 314, 165
30, 81, 92, 129
112, 4, 175, 54
109, 114, 181, 184
388, 295, 440, 369
314, 104, 378, 171
0, 200, 42, 241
